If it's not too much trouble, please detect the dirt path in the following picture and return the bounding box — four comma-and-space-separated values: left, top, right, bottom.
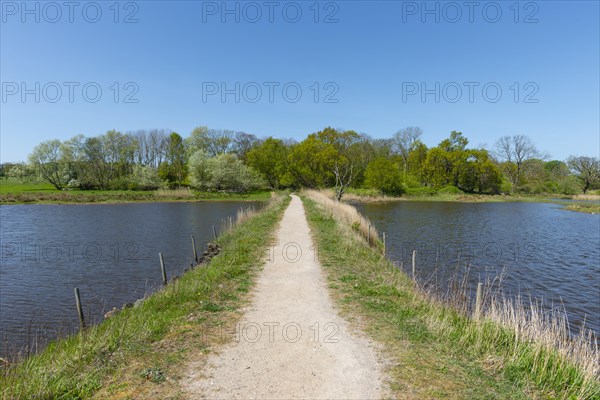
184, 194, 387, 399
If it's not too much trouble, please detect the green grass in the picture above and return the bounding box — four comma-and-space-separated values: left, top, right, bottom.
563, 203, 600, 214
0, 193, 290, 399
301, 194, 599, 399
0, 180, 57, 193
0, 180, 273, 204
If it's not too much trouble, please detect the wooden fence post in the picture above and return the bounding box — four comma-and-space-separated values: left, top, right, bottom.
74, 287, 86, 330
191, 235, 198, 262
159, 252, 167, 285
412, 250, 417, 280
475, 282, 483, 321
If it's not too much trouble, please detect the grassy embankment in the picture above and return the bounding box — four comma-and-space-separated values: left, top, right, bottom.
302, 190, 599, 399
0, 180, 271, 204
0, 193, 290, 399
341, 188, 600, 214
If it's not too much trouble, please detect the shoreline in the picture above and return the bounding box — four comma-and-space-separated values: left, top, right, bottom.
0, 190, 273, 205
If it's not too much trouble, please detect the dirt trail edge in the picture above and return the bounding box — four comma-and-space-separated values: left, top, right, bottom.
184, 194, 388, 399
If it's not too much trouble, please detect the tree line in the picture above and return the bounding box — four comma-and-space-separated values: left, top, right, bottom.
2, 126, 599, 197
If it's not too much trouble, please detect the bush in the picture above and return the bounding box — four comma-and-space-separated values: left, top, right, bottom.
438, 185, 464, 195
404, 187, 437, 197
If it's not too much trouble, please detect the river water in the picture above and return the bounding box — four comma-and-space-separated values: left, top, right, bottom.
0, 201, 260, 358
355, 201, 600, 336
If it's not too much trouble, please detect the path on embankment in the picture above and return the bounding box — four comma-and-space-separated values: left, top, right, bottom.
184, 194, 388, 399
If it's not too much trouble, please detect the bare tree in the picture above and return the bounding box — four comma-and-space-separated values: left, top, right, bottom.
393, 127, 423, 176
333, 160, 355, 201
233, 132, 259, 161
494, 135, 541, 188
567, 156, 600, 193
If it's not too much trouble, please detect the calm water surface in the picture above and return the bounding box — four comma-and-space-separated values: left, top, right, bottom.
0, 201, 260, 357
356, 201, 600, 336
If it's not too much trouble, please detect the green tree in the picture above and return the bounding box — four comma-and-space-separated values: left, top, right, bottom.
567, 156, 600, 193
364, 157, 403, 195
247, 137, 289, 189
287, 134, 337, 188
159, 132, 187, 188
407, 140, 428, 185
28, 139, 70, 190
189, 153, 264, 192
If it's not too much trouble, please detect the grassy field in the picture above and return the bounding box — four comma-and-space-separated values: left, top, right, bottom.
302, 191, 599, 399
0, 193, 290, 399
0, 180, 272, 204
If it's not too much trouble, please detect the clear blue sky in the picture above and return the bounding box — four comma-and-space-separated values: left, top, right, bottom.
1, 0, 598, 162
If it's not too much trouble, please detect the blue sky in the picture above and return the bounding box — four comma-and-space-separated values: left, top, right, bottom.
1, 0, 599, 162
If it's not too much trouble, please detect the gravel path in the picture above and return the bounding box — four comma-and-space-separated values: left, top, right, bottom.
184, 194, 387, 399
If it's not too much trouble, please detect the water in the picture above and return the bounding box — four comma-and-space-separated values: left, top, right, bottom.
356, 201, 600, 335
0, 201, 261, 357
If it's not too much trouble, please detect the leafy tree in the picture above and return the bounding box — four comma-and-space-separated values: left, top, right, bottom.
458, 149, 502, 194
407, 140, 428, 185
159, 132, 187, 188
189, 153, 264, 192
246, 138, 288, 189
28, 140, 70, 189
188, 150, 211, 189
129, 165, 164, 190
364, 157, 403, 195
567, 156, 600, 193
423, 147, 452, 187
287, 134, 337, 188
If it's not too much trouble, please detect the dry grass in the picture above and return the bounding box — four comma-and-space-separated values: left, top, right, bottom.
304, 190, 379, 247
155, 188, 194, 198
573, 194, 600, 201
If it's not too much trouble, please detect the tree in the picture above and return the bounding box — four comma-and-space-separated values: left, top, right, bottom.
458, 149, 502, 194
393, 126, 423, 176
287, 134, 337, 188
246, 138, 288, 189
364, 157, 403, 195
494, 135, 541, 190
567, 156, 600, 193
333, 159, 355, 201
407, 140, 428, 185
159, 132, 187, 187
28, 140, 70, 189
189, 152, 264, 192
188, 150, 211, 189
233, 132, 259, 162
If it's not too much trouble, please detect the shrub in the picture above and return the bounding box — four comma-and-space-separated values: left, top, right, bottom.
438, 185, 464, 194
404, 187, 437, 197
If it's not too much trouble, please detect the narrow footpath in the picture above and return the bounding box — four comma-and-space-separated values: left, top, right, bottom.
184, 194, 387, 399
